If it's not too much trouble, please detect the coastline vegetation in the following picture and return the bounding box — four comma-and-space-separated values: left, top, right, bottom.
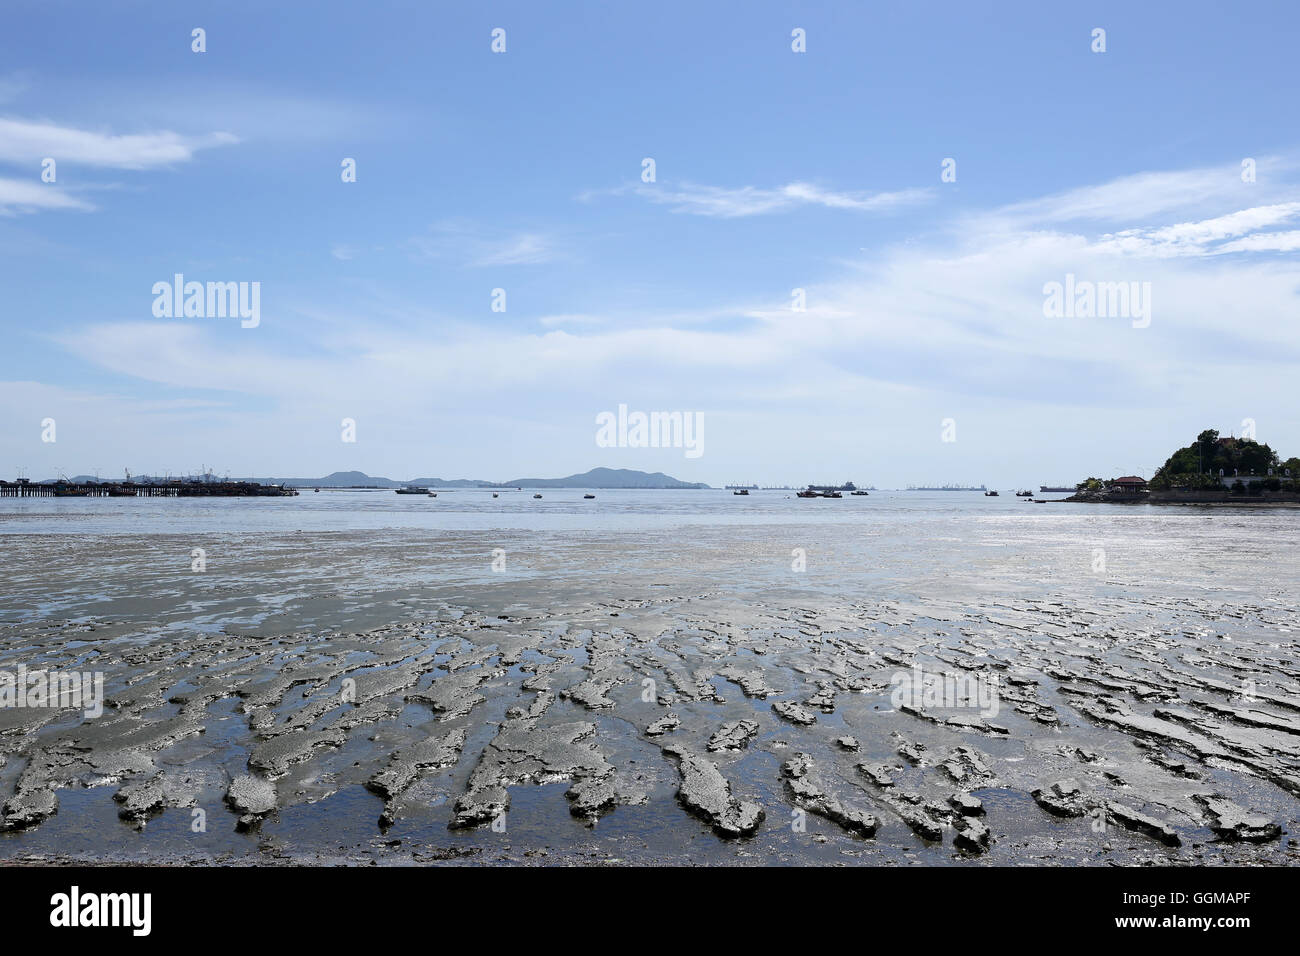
1148, 429, 1300, 493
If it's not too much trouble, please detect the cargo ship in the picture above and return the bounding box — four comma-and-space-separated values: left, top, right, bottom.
806, 481, 856, 492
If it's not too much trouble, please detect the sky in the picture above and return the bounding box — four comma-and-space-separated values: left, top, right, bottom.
3, 0, 1299, 488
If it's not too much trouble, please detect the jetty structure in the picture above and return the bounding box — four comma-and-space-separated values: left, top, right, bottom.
0, 475, 298, 497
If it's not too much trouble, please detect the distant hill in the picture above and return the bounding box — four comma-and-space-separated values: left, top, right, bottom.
261, 467, 707, 489
503, 467, 708, 489
47, 468, 709, 489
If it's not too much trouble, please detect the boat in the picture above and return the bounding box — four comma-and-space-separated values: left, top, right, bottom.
851, 490, 869, 496
533, 493, 542, 499
796, 490, 820, 498
584, 493, 595, 499
427, 492, 437, 497
313, 487, 320, 493
823, 490, 843, 498
733, 489, 749, 496
492, 493, 499, 498
1015, 490, 1033, 497
394, 487, 427, 494
984, 490, 999, 496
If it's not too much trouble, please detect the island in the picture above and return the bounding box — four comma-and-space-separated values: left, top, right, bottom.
1068, 429, 1300, 505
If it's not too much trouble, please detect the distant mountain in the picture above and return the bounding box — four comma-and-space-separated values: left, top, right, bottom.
503, 467, 708, 489
46, 468, 709, 489
267, 468, 707, 489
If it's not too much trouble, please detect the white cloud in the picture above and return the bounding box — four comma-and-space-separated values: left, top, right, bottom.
1094, 202, 1300, 257
409, 222, 563, 267
468, 232, 556, 266
0, 176, 92, 214
29, 160, 1300, 483
633, 180, 931, 218
0, 117, 237, 169
1216, 230, 1300, 254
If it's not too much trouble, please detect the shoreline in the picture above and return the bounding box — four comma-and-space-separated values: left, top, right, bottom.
1064, 495, 1300, 507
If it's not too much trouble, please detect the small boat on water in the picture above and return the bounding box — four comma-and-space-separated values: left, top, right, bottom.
823, 491, 843, 498
985, 490, 999, 496
427, 492, 437, 497
851, 490, 869, 496
584, 493, 595, 499
1015, 490, 1032, 497
796, 490, 819, 498
395, 486, 427, 495
533, 493, 542, 499
314, 487, 320, 493
492, 493, 499, 498
733, 489, 749, 496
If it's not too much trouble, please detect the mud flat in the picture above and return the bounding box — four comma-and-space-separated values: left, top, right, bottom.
0, 515, 1298, 866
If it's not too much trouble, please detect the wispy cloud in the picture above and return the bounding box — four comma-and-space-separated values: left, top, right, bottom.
31, 159, 1300, 482
468, 232, 556, 267
623, 180, 932, 218
988, 158, 1298, 230
0, 176, 92, 215
1095, 202, 1300, 257
409, 221, 563, 267
0, 117, 238, 169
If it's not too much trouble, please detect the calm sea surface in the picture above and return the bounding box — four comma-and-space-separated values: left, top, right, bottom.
0, 487, 1235, 534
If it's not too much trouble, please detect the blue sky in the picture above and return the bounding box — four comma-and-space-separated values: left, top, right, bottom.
3, 0, 1299, 486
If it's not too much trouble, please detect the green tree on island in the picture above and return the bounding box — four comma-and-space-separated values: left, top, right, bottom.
1149, 429, 1284, 490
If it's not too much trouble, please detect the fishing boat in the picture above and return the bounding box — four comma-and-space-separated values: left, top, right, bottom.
733, 489, 749, 496
796, 490, 819, 498
851, 490, 869, 496
533, 493, 542, 499
584, 493, 595, 499
492, 492, 499, 498
1015, 490, 1032, 497
394, 486, 427, 495
427, 492, 437, 497
984, 490, 999, 496
823, 490, 843, 498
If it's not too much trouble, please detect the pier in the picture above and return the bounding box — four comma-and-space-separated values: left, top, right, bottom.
0, 479, 298, 498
